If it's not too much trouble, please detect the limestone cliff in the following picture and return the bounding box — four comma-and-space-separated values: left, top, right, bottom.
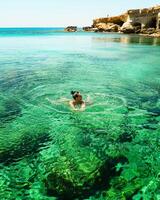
93, 13, 128, 27
92, 5, 160, 36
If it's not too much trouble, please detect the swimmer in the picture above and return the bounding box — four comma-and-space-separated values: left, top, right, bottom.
69, 91, 86, 111
46, 91, 92, 112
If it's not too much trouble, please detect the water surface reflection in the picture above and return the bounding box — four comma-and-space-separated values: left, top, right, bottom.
92, 34, 160, 45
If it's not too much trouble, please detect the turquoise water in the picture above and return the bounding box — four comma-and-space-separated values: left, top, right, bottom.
0, 28, 160, 200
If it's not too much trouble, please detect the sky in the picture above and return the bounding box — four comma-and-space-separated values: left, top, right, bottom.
0, 0, 160, 27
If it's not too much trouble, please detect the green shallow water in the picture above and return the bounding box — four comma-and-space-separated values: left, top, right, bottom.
0, 29, 160, 200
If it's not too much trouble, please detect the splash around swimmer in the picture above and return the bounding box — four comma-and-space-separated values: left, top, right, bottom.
45, 92, 128, 114
46, 91, 92, 112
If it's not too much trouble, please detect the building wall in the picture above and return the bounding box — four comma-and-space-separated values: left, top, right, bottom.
127, 7, 160, 29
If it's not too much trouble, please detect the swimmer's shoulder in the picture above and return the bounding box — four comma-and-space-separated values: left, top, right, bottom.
69, 100, 76, 108
69, 100, 74, 104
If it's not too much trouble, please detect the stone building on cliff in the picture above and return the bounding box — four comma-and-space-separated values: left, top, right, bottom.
126, 5, 160, 29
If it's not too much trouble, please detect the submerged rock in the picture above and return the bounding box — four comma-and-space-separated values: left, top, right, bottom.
45, 155, 128, 199
0, 99, 22, 125
0, 107, 51, 164
41, 113, 129, 199
147, 107, 160, 116
0, 131, 50, 164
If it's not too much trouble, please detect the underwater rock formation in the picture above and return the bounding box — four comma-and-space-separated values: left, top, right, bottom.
45, 155, 128, 199
0, 99, 22, 125
0, 107, 51, 164
0, 130, 50, 164
41, 110, 130, 199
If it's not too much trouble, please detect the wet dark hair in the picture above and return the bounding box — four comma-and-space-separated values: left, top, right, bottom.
71, 91, 76, 95
71, 91, 79, 100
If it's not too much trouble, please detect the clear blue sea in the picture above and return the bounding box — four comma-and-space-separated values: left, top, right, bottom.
0, 28, 160, 200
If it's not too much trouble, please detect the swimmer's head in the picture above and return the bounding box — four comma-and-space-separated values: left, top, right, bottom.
71, 91, 82, 101
71, 91, 77, 96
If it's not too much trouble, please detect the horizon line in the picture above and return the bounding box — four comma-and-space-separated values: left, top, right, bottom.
0, 26, 84, 28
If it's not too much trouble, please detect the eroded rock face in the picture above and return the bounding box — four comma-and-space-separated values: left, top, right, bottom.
109, 24, 120, 32
93, 14, 127, 27
120, 22, 135, 33
95, 23, 108, 32
64, 26, 77, 32
94, 23, 120, 32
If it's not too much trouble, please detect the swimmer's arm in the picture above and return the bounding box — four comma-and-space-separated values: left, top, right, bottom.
69, 101, 78, 111
80, 102, 86, 111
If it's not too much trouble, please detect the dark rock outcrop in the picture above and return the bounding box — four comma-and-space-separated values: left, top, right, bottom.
140, 28, 156, 34
64, 26, 77, 32
82, 26, 98, 32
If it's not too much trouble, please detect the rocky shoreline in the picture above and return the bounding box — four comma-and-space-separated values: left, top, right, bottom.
65, 5, 160, 37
